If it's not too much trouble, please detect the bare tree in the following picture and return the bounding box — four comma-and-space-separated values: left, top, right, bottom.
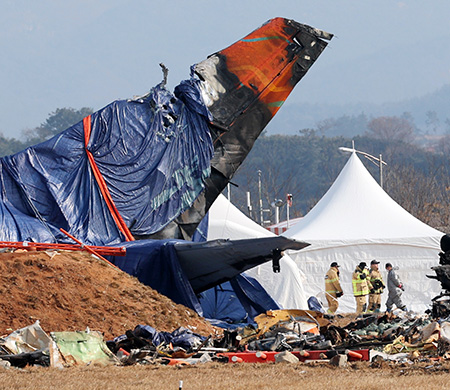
367, 116, 415, 144
425, 110, 440, 134
316, 118, 336, 136
445, 118, 450, 134
385, 160, 450, 232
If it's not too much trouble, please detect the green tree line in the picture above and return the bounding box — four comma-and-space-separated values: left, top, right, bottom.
231, 130, 450, 232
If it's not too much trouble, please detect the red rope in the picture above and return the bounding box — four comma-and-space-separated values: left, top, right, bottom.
83, 116, 134, 241
0, 241, 126, 256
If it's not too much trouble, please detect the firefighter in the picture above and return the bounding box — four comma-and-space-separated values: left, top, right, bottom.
368, 259, 385, 312
352, 262, 372, 314
324, 262, 343, 314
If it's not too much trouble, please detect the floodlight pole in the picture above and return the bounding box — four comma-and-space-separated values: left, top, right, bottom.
271, 199, 284, 225
338, 146, 387, 189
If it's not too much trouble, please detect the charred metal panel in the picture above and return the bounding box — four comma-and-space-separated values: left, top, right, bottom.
149, 18, 332, 240
428, 234, 450, 317
175, 236, 309, 293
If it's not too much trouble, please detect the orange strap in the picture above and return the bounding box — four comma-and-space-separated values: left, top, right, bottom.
83, 116, 134, 241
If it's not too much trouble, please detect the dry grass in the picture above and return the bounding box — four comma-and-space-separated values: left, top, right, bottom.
1, 362, 450, 390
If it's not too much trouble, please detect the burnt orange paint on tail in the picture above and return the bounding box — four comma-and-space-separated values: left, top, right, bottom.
219, 18, 302, 117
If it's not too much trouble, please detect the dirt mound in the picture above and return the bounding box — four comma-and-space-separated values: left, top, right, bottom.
0, 251, 216, 339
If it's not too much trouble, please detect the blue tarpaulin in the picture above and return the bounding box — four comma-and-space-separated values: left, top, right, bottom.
199, 282, 248, 323
110, 239, 203, 315
199, 274, 280, 325
0, 66, 284, 323
132, 325, 207, 351
0, 79, 213, 245
192, 212, 280, 323
109, 236, 282, 319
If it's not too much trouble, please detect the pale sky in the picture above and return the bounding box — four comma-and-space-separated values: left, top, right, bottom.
1, 0, 450, 138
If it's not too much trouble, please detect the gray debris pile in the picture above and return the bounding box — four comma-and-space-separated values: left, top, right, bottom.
3, 308, 450, 368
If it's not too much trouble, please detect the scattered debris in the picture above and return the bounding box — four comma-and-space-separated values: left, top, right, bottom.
274, 351, 299, 364
3, 243, 450, 370
329, 353, 347, 367
3, 306, 450, 369
50, 330, 117, 367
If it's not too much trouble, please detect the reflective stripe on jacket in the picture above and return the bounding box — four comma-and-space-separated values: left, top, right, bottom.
352, 267, 372, 296
325, 267, 342, 294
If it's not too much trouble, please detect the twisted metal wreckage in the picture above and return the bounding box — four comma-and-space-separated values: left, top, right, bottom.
0, 18, 332, 312
2, 308, 449, 368
428, 235, 450, 317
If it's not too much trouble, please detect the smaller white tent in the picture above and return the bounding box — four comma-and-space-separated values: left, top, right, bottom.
208, 194, 308, 309
284, 152, 443, 313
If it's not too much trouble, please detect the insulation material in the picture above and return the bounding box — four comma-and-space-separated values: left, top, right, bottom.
0, 321, 52, 354
440, 321, 450, 344
50, 331, 117, 366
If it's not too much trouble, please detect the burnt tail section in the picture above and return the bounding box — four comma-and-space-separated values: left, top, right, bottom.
148, 18, 333, 240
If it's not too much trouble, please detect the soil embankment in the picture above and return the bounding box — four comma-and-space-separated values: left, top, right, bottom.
0, 251, 215, 339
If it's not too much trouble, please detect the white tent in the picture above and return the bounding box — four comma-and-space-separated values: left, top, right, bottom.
208, 194, 308, 309
284, 152, 443, 313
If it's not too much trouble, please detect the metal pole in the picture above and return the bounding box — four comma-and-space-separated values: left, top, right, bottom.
275, 206, 279, 224
286, 194, 292, 229
379, 154, 383, 189
339, 146, 386, 189
258, 170, 263, 224
286, 202, 290, 229
227, 183, 231, 201
246, 191, 253, 219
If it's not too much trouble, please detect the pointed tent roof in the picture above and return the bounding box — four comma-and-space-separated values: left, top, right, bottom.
285, 152, 442, 241
283, 152, 442, 313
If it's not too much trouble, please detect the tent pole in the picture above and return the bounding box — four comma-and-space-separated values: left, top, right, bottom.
379, 154, 383, 189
